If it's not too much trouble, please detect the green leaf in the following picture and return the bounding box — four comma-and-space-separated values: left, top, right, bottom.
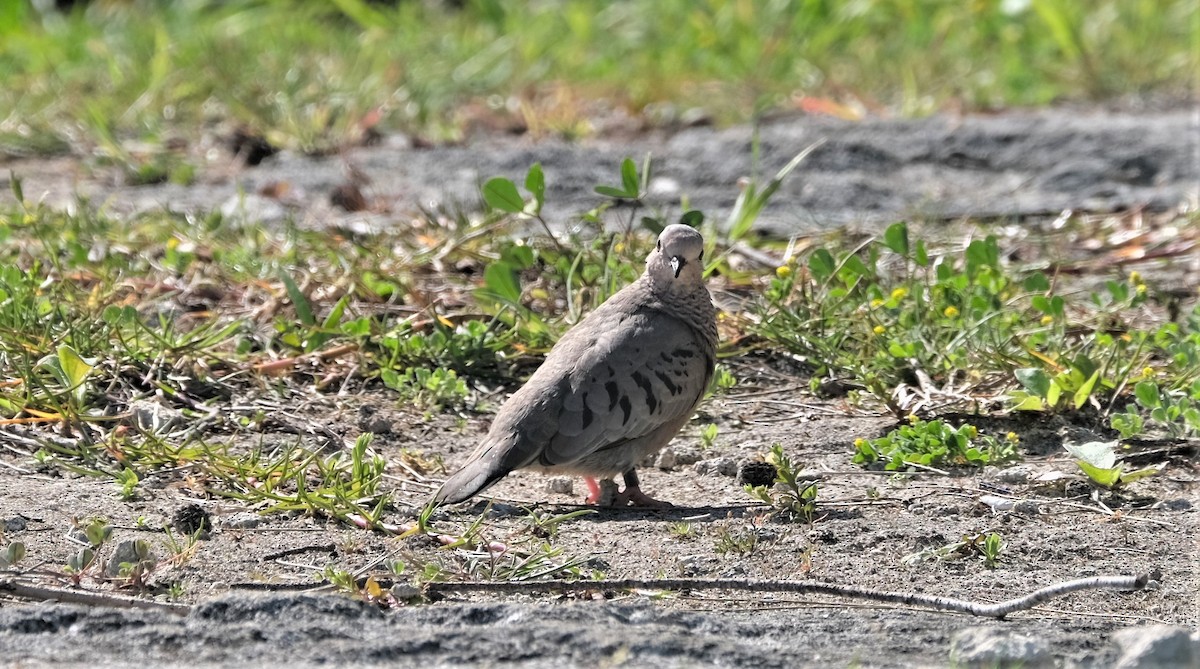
1072, 369, 1100, 410
524, 163, 545, 211
594, 185, 632, 199
9, 170, 22, 204
1011, 394, 1046, 411
280, 272, 314, 326
482, 263, 522, 304
841, 254, 870, 278
1119, 466, 1159, 486
882, 222, 909, 256
914, 240, 928, 267
482, 177, 524, 213
56, 344, 94, 402
1134, 381, 1160, 409
679, 210, 704, 228
620, 157, 639, 195
1045, 380, 1062, 408
1064, 440, 1117, 469
1014, 368, 1051, 398
1023, 272, 1051, 292
808, 248, 835, 280
322, 294, 350, 330
1075, 461, 1121, 488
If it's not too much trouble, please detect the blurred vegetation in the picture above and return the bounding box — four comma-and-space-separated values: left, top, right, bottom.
1, 0, 1195, 156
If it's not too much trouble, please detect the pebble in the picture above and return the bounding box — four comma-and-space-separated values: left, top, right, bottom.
221, 512, 264, 529
546, 477, 574, 495
694, 457, 738, 477
995, 465, 1032, 483
1113, 625, 1199, 669
950, 627, 1051, 668
104, 539, 157, 578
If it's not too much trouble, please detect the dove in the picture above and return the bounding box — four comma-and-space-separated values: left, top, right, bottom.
431, 224, 717, 507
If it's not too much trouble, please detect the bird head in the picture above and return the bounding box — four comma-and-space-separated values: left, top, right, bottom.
647, 224, 706, 291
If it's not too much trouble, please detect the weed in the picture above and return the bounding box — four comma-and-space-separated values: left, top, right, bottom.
744, 443, 818, 522
669, 522, 697, 540
853, 419, 1018, 470
713, 525, 760, 557
381, 366, 470, 412
0, 540, 26, 568
698, 423, 719, 450
1064, 440, 1158, 489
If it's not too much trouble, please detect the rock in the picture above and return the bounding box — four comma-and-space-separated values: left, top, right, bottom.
128, 399, 184, 433
173, 504, 212, 536
996, 465, 1032, 483
356, 404, 393, 434
1113, 625, 1198, 669
950, 627, 1051, 668
737, 461, 777, 487
220, 193, 286, 225
104, 539, 156, 578
546, 477, 574, 495
3, 516, 27, 532
1155, 498, 1192, 512
694, 457, 737, 477
221, 512, 264, 529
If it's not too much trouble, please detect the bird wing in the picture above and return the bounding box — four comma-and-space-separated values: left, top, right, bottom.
529, 307, 713, 467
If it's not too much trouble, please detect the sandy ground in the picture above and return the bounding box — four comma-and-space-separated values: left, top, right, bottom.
0, 106, 1197, 667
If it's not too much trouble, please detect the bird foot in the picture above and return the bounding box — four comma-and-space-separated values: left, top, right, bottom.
615, 486, 674, 508
584, 477, 673, 507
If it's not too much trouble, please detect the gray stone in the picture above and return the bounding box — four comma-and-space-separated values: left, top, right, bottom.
694, 457, 738, 477
950, 626, 1051, 668
104, 539, 157, 578
546, 477, 574, 495
221, 512, 265, 529
1113, 625, 1198, 669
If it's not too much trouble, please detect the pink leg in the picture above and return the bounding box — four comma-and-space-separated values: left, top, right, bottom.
584, 476, 603, 504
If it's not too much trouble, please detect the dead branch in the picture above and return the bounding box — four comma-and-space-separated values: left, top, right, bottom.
0, 576, 192, 615
424, 570, 1160, 619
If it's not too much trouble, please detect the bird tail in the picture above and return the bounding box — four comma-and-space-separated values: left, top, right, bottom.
429, 440, 515, 506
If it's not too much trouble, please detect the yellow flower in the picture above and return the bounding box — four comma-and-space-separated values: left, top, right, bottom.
890, 287, 908, 301
854, 438, 866, 448
1142, 366, 1155, 378
906, 413, 919, 424
870, 298, 885, 309
873, 325, 886, 335
1006, 432, 1019, 443
1136, 284, 1147, 295
1040, 315, 1054, 326
775, 265, 792, 279
943, 306, 959, 318
1129, 270, 1142, 285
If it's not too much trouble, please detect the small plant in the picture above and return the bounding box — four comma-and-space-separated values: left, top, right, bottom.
524, 508, 595, 539
980, 532, 1004, 568
1064, 440, 1158, 488
1111, 381, 1200, 439
668, 522, 696, 540
115, 539, 158, 589
902, 532, 1004, 567
713, 525, 760, 557
698, 423, 719, 450
705, 364, 737, 397
744, 443, 818, 522
853, 419, 1018, 470
382, 366, 470, 411
114, 467, 140, 500
0, 540, 26, 568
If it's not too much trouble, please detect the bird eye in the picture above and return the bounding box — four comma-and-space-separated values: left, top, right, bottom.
656, 240, 661, 251
698, 250, 704, 261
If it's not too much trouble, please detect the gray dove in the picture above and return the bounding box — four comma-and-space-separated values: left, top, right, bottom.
432, 224, 717, 507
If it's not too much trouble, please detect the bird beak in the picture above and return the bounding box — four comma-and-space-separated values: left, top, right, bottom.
670, 255, 685, 278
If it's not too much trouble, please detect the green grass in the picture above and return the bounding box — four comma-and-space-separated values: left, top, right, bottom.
0, 158, 1196, 533
1, 0, 1194, 158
